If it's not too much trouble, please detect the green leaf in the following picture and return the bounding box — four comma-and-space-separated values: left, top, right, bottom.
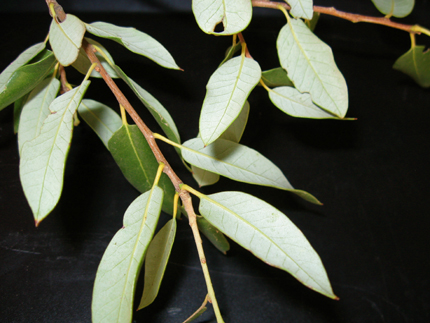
18, 77, 61, 154
305, 12, 320, 31
182, 138, 320, 204
49, 14, 86, 66
197, 216, 230, 254
199, 56, 261, 145
268, 86, 340, 119
85, 22, 180, 70
72, 38, 119, 79
220, 42, 242, 66
393, 45, 430, 88
92, 187, 164, 323
371, 0, 414, 18
277, 18, 348, 118
192, 165, 220, 187
286, 0, 314, 19
183, 295, 209, 323
13, 93, 30, 134
19, 80, 90, 225
78, 99, 122, 149
108, 125, 177, 215
199, 191, 336, 299
0, 50, 57, 111
261, 68, 294, 88
138, 218, 177, 310
192, 0, 252, 35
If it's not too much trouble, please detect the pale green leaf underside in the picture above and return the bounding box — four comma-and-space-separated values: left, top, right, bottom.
19, 80, 90, 224
85, 22, 180, 70
199, 191, 336, 299
192, 0, 252, 35
49, 14, 86, 66
92, 187, 164, 323
393, 45, 430, 88
371, 0, 414, 18
269, 86, 339, 119
286, 0, 314, 19
192, 165, 220, 187
199, 56, 261, 145
78, 99, 122, 149
14, 93, 30, 134
18, 77, 61, 154
277, 18, 348, 118
138, 218, 176, 310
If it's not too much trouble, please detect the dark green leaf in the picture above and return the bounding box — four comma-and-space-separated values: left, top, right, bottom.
219, 42, 242, 66
305, 12, 320, 31
197, 216, 230, 254
261, 68, 293, 88
393, 45, 430, 88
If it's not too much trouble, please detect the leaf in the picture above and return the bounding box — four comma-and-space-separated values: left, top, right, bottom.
197, 216, 230, 254
72, 38, 119, 79
393, 45, 430, 88
77, 99, 123, 149
18, 77, 61, 154
0, 50, 57, 111
371, 0, 415, 18
49, 14, 86, 66
261, 68, 294, 88
108, 125, 177, 215
85, 22, 180, 70
269, 86, 340, 119
192, 165, 220, 187
192, 0, 253, 35
19, 80, 90, 225
182, 138, 320, 204
277, 18, 348, 118
92, 187, 164, 323
199, 56, 261, 145
305, 12, 320, 31
199, 191, 337, 299
138, 218, 177, 310
13, 93, 30, 134
220, 42, 242, 66
286, 0, 314, 19
183, 295, 209, 323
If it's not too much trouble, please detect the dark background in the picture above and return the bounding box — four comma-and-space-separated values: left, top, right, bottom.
1, 1, 430, 322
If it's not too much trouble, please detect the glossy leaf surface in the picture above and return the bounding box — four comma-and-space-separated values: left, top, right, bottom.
138, 218, 176, 310
182, 138, 320, 204
393, 45, 430, 88
192, 0, 252, 35
277, 18, 348, 118
286, 0, 314, 19
85, 22, 180, 69
199, 56, 261, 145
371, 0, 414, 18
92, 187, 163, 323
78, 99, 122, 149
199, 191, 336, 299
108, 125, 176, 215
49, 14, 86, 66
261, 68, 293, 88
19, 80, 90, 224
0, 51, 57, 111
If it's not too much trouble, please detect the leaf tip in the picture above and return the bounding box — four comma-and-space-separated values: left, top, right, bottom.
34, 219, 41, 227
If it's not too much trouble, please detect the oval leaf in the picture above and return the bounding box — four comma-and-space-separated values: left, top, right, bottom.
199, 191, 336, 299
182, 138, 320, 204
286, 0, 314, 19
199, 56, 261, 145
138, 218, 177, 310
78, 99, 122, 149
85, 22, 180, 70
192, 0, 252, 35
49, 14, 86, 66
277, 18, 348, 118
108, 125, 177, 215
393, 45, 430, 88
371, 0, 414, 18
92, 187, 164, 323
19, 80, 90, 225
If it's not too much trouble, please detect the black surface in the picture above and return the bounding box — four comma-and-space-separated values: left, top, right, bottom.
1, 5, 430, 323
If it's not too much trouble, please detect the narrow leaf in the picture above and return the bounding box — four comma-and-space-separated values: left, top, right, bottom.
269, 86, 339, 119
78, 99, 122, 148
49, 14, 86, 66
18, 77, 61, 154
183, 295, 209, 323
192, 0, 252, 35
19, 80, 90, 225
13, 93, 30, 134
197, 216, 230, 254
199, 191, 336, 299
277, 18, 348, 118
199, 56, 261, 145
182, 138, 320, 204
393, 45, 430, 88
0, 50, 57, 111
286, 0, 314, 19
138, 218, 177, 310
371, 0, 414, 18
85, 22, 180, 70
108, 125, 177, 215
92, 187, 164, 323
261, 68, 293, 88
